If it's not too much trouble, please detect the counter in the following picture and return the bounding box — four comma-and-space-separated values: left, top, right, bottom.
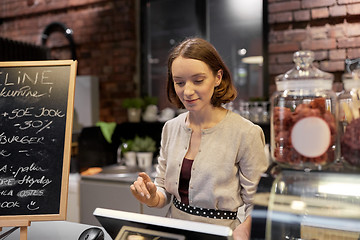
79, 164, 246, 226
80, 165, 169, 226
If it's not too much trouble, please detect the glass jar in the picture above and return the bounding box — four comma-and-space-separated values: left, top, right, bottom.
270, 51, 338, 170
339, 67, 360, 169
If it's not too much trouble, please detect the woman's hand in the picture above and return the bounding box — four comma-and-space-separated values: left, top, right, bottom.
130, 172, 160, 207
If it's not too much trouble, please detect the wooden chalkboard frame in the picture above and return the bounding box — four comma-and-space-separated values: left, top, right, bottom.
0, 60, 77, 222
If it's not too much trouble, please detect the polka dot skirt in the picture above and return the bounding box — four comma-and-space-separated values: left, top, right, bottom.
172, 197, 237, 220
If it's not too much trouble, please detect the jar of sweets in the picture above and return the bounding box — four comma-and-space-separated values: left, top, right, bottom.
270, 50, 338, 170
339, 63, 360, 169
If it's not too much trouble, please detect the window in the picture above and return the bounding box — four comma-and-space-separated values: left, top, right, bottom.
141, 0, 266, 111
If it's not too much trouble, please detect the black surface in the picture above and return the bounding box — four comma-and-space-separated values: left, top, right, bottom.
0, 65, 71, 216
257, 122, 270, 144
77, 126, 117, 172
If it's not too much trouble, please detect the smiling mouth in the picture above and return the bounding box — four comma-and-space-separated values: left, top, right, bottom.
185, 99, 198, 103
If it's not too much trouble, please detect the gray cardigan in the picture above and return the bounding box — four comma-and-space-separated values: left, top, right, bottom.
154, 110, 268, 220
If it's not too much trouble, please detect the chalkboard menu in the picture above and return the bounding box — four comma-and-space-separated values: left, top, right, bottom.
0, 60, 77, 221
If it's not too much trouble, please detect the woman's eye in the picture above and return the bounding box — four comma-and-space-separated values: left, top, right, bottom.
175, 81, 184, 86
194, 79, 204, 84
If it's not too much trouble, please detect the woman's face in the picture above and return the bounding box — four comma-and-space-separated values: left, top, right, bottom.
172, 56, 222, 112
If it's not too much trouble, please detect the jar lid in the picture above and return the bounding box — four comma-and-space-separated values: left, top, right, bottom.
342, 67, 360, 90
275, 51, 334, 91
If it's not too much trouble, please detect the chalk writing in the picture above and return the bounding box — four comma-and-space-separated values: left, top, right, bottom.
12, 163, 46, 178
0, 132, 44, 144
27, 201, 40, 211
17, 189, 44, 198
0, 70, 54, 99
0, 165, 6, 172
18, 150, 30, 156
0, 177, 16, 187
0, 201, 20, 208
0, 70, 53, 86
17, 175, 52, 188
14, 120, 53, 133
7, 107, 33, 119
35, 107, 65, 118
2, 107, 65, 120
0, 190, 13, 196
0, 62, 75, 218
0, 150, 11, 157
0, 86, 48, 98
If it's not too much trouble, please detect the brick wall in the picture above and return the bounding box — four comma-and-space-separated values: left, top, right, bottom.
267, 0, 360, 91
0, 0, 137, 123
3, 1, 359, 119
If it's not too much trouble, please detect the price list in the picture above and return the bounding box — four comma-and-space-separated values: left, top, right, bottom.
0, 65, 71, 216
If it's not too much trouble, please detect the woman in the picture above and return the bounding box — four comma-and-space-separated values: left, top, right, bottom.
130, 38, 268, 240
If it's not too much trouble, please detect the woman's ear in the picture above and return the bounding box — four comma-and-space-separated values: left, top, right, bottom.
215, 69, 223, 87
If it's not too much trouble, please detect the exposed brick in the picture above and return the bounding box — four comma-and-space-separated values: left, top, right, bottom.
314, 50, 329, 61
1, 0, 106, 18
338, 37, 360, 48
269, 42, 300, 53
268, 31, 282, 43
269, 54, 277, 64
320, 60, 345, 71
269, 63, 295, 75
329, 5, 347, 17
268, 13, 277, 24
347, 48, 360, 58
301, 39, 337, 50
268, 1, 301, 13
347, 3, 360, 14
8, 0, 139, 123
338, 0, 360, 4
329, 49, 346, 60
276, 53, 294, 63
328, 24, 346, 38
271, 12, 293, 23
311, 7, 330, 19
302, 0, 336, 9
267, 0, 360, 82
294, 10, 311, 21
284, 29, 308, 42
310, 26, 329, 39
274, 31, 286, 42
346, 23, 360, 37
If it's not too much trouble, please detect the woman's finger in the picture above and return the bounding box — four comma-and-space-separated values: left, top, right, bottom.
133, 177, 145, 197
146, 181, 157, 197
138, 172, 154, 198
138, 172, 152, 184
134, 176, 152, 199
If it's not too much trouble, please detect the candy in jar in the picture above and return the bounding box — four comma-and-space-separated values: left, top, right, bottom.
339, 62, 360, 169
271, 50, 338, 170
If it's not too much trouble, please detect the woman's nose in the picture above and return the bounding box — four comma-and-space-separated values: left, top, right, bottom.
184, 83, 195, 95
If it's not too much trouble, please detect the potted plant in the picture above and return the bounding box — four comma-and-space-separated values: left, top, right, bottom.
122, 97, 145, 122
132, 136, 157, 171
142, 96, 159, 122
143, 96, 158, 108
119, 139, 136, 167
